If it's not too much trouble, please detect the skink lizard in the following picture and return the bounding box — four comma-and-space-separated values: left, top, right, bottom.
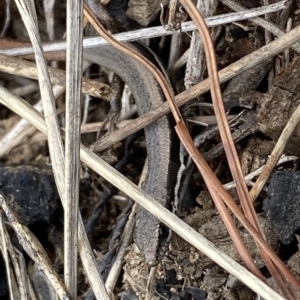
84, 42, 179, 265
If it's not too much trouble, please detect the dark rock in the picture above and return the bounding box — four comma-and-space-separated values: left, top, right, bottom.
0, 164, 60, 225
166, 268, 180, 286
156, 278, 171, 299
263, 171, 300, 245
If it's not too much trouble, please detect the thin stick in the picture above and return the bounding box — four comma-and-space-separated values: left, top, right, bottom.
64, 0, 83, 296
220, 0, 300, 53
0, 1, 286, 57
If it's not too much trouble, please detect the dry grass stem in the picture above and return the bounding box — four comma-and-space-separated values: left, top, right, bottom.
221, 0, 300, 53
0, 214, 16, 299
0, 192, 70, 300
63, 0, 83, 296
224, 155, 298, 190
250, 102, 300, 202
105, 161, 148, 296
0, 1, 285, 57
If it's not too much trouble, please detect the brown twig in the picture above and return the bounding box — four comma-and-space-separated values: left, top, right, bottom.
83, 3, 182, 124
179, 1, 297, 297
